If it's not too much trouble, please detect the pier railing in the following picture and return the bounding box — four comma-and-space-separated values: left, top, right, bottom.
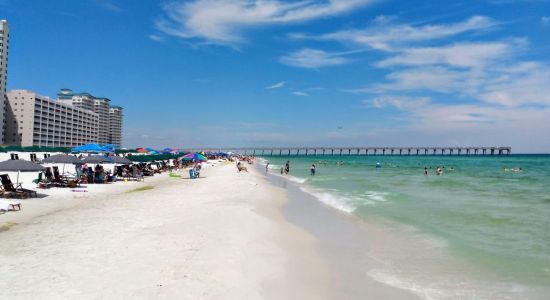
181, 147, 512, 156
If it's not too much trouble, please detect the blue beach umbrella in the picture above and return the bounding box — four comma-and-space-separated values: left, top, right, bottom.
145, 148, 160, 155
72, 143, 111, 153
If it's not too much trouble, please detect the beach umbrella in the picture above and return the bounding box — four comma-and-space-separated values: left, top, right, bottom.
136, 148, 148, 153
71, 143, 111, 153
81, 155, 114, 164
42, 154, 82, 164
163, 148, 179, 154
112, 156, 133, 164
145, 148, 160, 155
0, 159, 46, 186
42, 153, 83, 174
180, 153, 207, 161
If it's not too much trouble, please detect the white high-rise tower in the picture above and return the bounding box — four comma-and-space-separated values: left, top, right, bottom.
0, 20, 9, 144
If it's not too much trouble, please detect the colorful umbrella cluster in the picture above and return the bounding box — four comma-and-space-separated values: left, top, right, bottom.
163, 148, 180, 154
180, 153, 207, 161
136, 147, 160, 154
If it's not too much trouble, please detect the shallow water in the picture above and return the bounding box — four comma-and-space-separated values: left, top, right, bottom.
262, 155, 550, 297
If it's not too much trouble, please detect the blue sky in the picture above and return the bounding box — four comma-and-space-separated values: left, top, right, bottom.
1, 0, 550, 152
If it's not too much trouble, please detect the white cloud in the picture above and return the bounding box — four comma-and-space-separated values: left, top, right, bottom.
148, 34, 164, 42
95, 0, 124, 12
370, 54, 550, 108
292, 91, 309, 96
369, 95, 431, 110
376, 42, 513, 68
293, 16, 496, 51
156, 0, 373, 45
280, 48, 349, 68
266, 81, 285, 89
374, 66, 467, 93
369, 96, 550, 146
479, 64, 550, 106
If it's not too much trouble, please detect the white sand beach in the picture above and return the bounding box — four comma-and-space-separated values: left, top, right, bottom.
0, 162, 335, 299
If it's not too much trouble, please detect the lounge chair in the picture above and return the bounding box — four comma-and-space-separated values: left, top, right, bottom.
45, 167, 54, 184
52, 166, 70, 187
0, 174, 37, 198
32, 172, 44, 184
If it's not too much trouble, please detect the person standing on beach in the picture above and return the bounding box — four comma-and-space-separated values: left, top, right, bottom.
265, 163, 270, 174
310, 164, 316, 176
285, 161, 290, 174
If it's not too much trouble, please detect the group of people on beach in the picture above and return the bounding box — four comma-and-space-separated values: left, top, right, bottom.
423, 166, 454, 176
236, 155, 254, 172
268, 161, 316, 176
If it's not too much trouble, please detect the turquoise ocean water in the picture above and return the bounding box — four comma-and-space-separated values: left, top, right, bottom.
262, 155, 550, 296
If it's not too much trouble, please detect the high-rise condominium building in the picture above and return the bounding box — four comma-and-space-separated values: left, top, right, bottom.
109, 106, 123, 149
94, 97, 111, 145
0, 20, 10, 144
6, 90, 99, 147
57, 89, 123, 148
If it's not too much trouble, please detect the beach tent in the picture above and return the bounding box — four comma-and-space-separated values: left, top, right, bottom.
71, 144, 111, 153
180, 153, 207, 162
81, 155, 114, 164
102, 144, 116, 152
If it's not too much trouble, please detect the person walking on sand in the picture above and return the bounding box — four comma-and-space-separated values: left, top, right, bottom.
310, 164, 316, 176
265, 163, 270, 174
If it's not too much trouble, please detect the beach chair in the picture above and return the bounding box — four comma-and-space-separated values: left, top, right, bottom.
52, 167, 70, 187
45, 167, 54, 183
0, 174, 37, 198
32, 172, 44, 184
0, 198, 21, 211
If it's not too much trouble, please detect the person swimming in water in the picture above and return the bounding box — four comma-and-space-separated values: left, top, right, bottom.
424, 167, 428, 176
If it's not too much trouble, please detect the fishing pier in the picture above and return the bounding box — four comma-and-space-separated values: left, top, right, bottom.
184, 147, 512, 156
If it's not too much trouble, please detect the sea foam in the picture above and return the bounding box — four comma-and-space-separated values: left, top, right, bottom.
298, 186, 356, 213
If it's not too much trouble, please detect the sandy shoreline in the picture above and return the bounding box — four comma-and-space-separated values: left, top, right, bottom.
0, 161, 419, 299
0, 162, 335, 299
